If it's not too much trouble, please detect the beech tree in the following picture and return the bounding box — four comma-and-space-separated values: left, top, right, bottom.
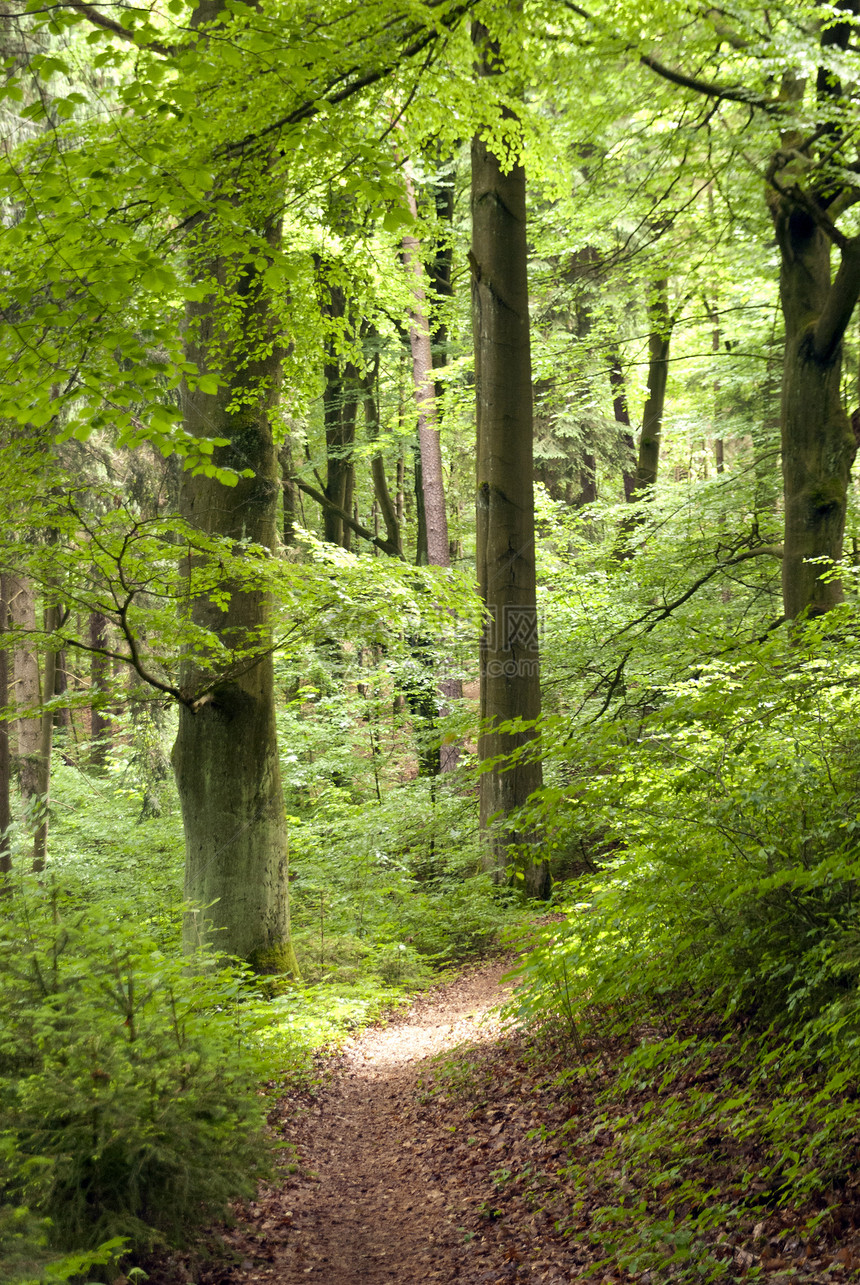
0, 0, 474, 964
555, 0, 860, 617
471, 12, 548, 897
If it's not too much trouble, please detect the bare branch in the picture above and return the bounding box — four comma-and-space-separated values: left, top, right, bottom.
616, 545, 784, 640
60, 1, 174, 56
293, 477, 404, 558
556, 0, 778, 113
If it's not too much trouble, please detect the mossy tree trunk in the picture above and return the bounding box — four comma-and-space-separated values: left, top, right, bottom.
471, 17, 548, 899
770, 197, 860, 618
173, 225, 298, 971
174, 255, 298, 969
171, 2, 298, 974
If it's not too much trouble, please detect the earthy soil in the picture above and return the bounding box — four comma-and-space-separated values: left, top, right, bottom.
179, 961, 575, 1279
201, 959, 571, 1284
150, 960, 860, 1285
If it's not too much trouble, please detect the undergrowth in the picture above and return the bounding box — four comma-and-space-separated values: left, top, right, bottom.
508, 613, 860, 1281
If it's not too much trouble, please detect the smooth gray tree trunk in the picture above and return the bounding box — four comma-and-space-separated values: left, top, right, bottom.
471, 18, 548, 898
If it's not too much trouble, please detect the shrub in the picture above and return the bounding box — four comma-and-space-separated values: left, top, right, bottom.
0, 875, 271, 1264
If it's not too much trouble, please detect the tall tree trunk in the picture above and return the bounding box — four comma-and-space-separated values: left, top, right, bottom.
706, 298, 725, 473
401, 170, 451, 567
321, 285, 360, 550
634, 277, 671, 492
89, 609, 111, 766
575, 453, 597, 507
471, 18, 547, 898
279, 439, 298, 548
401, 169, 463, 771
430, 158, 455, 404
361, 349, 403, 556
771, 201, 859, 617
33, 605, 57, 872
8, 575, 53, 871
608, 349, 638, 501
414, 444, 428, 565
52, 647, 71, 732
172, 3, 298, 972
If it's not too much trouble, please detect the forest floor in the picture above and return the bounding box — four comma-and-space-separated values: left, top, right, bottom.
148, 959, 860, 1285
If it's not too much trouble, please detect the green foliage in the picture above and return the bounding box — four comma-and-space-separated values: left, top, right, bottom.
47, 751, 184, 942
521, 615, 860, 1037
525, 1022, 860, 1284
0, 1206, 127, 1285
0, 875, 273, 1266
509, 520, 860, 1276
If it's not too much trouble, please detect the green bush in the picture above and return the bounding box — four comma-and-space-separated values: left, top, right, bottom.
519, 621, 860, 1040
0, 875, 272, 1268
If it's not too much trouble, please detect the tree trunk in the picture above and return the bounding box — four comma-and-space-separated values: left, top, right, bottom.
33, 605, 56, 872
609, 349, 638, 501
471, 19, 547, 898
362, 351, 403, 556
771, 200, 859, 617
634, 278, 671, 491
321, 287, 360, 550
8, 574, 53, 871
401, 170, 463, 770
171, 27, 298, 971
414, 445, 428, 565
52, 647, 71, 731
430, 159, 455, 404
575, 453, 597, 507
280, 439, 298, 548
89, 609, 111, 766
401, 171, 451, 568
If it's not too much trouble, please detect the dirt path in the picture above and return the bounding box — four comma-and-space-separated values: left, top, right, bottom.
207, 960, 571, 1284
154, 957, 860, 1285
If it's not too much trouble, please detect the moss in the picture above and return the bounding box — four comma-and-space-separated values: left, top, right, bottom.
248, 938, 302, 980
806, 480, 845, 515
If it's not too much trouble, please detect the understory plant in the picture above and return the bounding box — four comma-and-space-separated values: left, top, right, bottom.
508, 607, 860, 1278
0, 874, 273, 1277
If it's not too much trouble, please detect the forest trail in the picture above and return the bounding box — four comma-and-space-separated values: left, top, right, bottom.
205, 960, 575, 1285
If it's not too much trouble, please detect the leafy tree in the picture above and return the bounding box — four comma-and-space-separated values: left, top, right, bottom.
471, 8, 547, 896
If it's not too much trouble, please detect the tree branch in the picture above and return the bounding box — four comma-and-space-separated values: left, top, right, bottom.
60, 1, 174, 56
293, 477, 404, 558
616, 545, 784, 639
221, 0, 474, 158
813, 235, 860, 362
557, 0, 778, 113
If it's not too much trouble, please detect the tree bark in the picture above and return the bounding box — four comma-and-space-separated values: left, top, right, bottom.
471, 18, 547, 898
634, 278, 671, 492
361, 350, 403, 556
430, 158, 455, 404
7, 574, 54, 871
171, 1, 298, 973
321, 283, 360, 550
279, 439, 298, 548
608, 349, 638, 501
401, 171, 452, 568
770, 198, 860, 617
89, 609, 111, 766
